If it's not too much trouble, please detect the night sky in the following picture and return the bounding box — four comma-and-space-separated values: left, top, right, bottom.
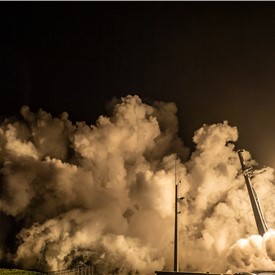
1, 2, 275, 167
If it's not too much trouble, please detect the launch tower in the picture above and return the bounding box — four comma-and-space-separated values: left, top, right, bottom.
238, 149, 269, 236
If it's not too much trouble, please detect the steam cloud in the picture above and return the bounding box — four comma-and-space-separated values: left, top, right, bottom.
0, 95, 275, 274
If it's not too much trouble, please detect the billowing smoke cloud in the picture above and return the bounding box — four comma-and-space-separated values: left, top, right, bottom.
0, 95, 275, 274
179, 124, 275, 273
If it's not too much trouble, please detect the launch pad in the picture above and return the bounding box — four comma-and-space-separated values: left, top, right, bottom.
155, 272, 275, 275
155, 272, 223, 275
156, 150, 270, 275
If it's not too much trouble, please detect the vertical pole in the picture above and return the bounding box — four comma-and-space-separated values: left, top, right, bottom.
174, 159, 179, 272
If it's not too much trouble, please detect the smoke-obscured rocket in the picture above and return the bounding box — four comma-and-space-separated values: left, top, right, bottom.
238, 149, 269, 236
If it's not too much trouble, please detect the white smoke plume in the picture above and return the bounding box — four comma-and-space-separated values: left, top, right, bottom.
0, 95, 275, 274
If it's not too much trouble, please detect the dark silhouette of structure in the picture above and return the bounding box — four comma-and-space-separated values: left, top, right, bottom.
238, 149, 269, 236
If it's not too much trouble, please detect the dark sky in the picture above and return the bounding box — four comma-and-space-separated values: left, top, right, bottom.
1, 2, 275, 166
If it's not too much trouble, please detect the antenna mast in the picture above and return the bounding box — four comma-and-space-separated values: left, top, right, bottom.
174, 159, 184, 272
238, 149, 268, 236
174, 159, 179, 272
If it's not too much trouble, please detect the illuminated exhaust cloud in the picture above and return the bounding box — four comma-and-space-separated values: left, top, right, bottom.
0, 95, 275, 274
